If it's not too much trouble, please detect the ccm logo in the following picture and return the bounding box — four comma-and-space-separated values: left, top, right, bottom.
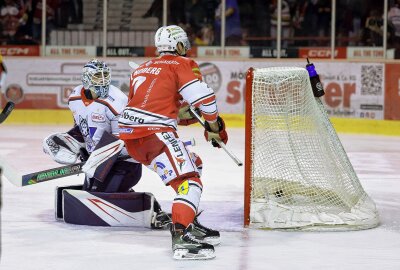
92, 113, 105, 122
0, 48, 31, 55
306, 49, 337, 58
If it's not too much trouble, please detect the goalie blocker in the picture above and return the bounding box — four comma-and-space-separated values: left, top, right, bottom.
55, 185, 169, 228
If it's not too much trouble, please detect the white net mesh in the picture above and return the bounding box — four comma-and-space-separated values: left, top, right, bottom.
248, 67, 379, 230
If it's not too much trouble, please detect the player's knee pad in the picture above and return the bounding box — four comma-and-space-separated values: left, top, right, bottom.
169, 177, 203, 226
55, 185, 157, 228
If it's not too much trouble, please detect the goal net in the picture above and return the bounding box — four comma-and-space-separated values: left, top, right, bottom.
244, 67, 379, 231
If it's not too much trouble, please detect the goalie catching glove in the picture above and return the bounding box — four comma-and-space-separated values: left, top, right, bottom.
204, 116, 228, 148
43, 132, 86, 164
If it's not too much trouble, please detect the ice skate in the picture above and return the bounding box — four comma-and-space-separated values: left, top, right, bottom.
151, 210, 172, 229
171, 223, 215, 260
192, 211, 221, 246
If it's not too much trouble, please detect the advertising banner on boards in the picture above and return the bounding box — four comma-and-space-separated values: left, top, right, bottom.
45, 46, 97, 57
0, 45, 40, 56
0, 58, 390, 120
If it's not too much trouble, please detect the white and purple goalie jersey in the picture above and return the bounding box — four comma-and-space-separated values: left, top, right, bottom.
68, 85, 128, 154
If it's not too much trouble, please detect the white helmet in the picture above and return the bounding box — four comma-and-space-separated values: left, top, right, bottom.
154, 25, 191, 55
82, 59, 111, 98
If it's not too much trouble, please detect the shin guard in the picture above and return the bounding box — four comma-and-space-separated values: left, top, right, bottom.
170, 178, 203, 227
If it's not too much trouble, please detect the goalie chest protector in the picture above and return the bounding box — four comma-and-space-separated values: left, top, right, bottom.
55, 185, 155, 227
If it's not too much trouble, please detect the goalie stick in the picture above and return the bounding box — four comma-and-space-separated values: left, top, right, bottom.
0, 101, 14, 124
5, 139, 195, 187
189, 106, 243, 167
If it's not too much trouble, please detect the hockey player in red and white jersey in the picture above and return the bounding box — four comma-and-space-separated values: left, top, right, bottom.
42, 59, 170, 228
118, 25, 227, 260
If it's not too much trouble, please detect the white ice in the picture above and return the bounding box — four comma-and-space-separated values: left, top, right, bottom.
1, 125, 400, 270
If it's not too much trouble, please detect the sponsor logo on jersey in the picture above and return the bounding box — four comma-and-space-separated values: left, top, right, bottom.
119, 127, 133, 134
91, 113, 106, 122
175, 156, 186, 171
162, 132, 183, 157
153, 162, 173, 180
121, 111, 145, 124
154, 161, 165, 171
177, 180, 189, 195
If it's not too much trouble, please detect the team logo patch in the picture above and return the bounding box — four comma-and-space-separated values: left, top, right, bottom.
79, 116, 95, 152
177, 180, 189, 195
91, 113, 105, 122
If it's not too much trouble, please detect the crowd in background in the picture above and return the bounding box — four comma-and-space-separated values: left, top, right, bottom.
1, 0, 399, 51
0, 0, 82, 45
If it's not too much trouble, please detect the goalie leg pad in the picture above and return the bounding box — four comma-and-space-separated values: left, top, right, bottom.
61, 189, 156, 227
55, 184, 83, 220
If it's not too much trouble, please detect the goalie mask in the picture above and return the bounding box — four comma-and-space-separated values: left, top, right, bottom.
82, 59, 111, 98
154, 25, 191, 56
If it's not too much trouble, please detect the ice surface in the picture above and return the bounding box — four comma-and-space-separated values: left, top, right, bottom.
1, 125, 400, 270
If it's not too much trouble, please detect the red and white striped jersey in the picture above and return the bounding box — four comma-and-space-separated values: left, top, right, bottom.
119, 54, 219, 139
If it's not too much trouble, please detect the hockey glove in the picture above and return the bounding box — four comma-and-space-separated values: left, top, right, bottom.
204, 116, 228, 148
43, 132, 86, 164
178, 104, 201, 126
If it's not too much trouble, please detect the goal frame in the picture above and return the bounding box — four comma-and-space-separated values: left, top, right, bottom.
244, 67, 254, 227
243, 66, 379, 230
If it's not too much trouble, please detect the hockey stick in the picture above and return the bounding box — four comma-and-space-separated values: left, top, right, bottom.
21, 158, 102, 186
9, 139, 195, 187
189, 107, 243, 167
0, 101, 14, 124
128, 61, 139, 70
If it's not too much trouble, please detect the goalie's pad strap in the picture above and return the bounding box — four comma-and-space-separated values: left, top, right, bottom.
62, 189, 155, 227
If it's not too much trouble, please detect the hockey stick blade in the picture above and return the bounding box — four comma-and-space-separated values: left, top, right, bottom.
0, 101, 15, 124
189, 107, 243, 166
0, 154, 23, 187
19, 139, 195, 187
